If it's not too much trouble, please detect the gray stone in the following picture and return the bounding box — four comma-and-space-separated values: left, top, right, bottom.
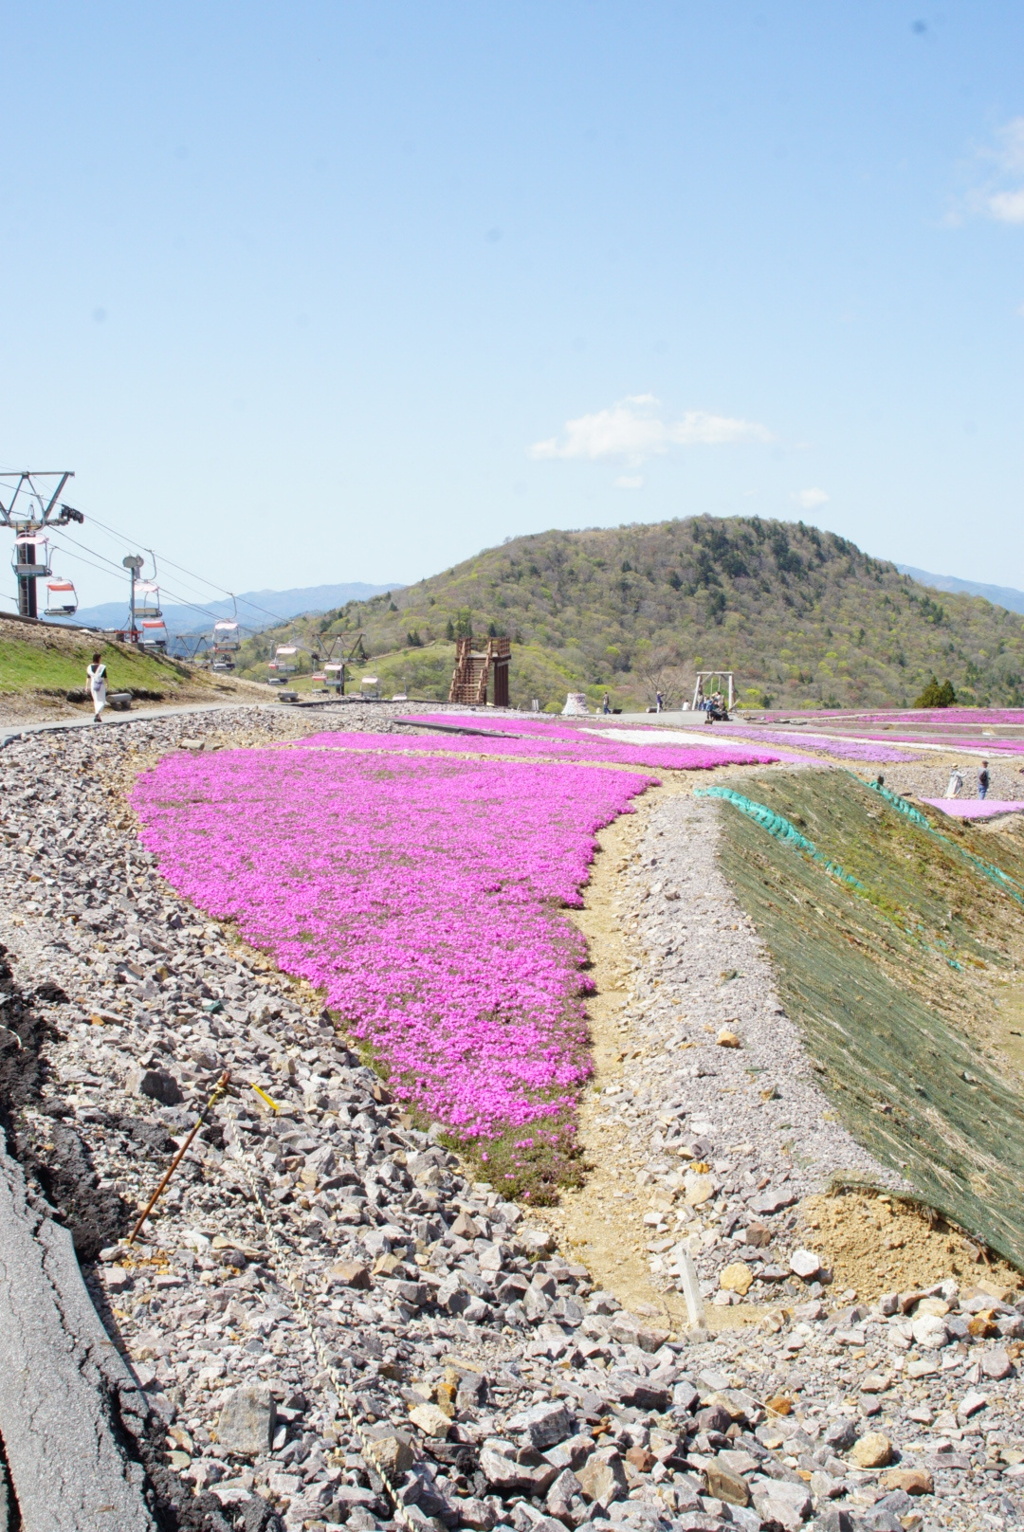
576, 1448, 627, 1505
752, 1480, 812, 1530
749, 1188, 797, 1215
789, 1248, 822, 1280
548, 1295, 585, 1327
809, 1512, 853, 1532
128, 1066, 183, 1106
506, 1399, 573, 1449
458, 1498, 498, 1530
981, 1348, 1014, 1380
546, 1466, 582, 1518
479, 1448, 556, 1495
217, 1385, 277, 1456
822, 1417, 858, 1451
608, 1372, 672, 1411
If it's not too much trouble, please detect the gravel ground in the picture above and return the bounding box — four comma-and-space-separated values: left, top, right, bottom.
0, 708, 1020, 1532
590, 789, 904, 1311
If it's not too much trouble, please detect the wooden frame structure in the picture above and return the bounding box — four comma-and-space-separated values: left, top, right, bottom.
448, 636, 511, 706
692, 670, 734, 711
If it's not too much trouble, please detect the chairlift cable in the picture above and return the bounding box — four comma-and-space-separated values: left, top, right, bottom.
80, 510, 288, 624
19, 501, 315, 634
48, 533, 226, 625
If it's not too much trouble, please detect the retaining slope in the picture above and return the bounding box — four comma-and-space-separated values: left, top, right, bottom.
712, 770, 1024, 1269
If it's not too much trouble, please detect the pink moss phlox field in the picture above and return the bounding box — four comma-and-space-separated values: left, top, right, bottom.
851, 709, 1024, 727
708, 725, 917, 763
133, 747, 654, 1141
922, 799, 1024, 819
847, 733, 1024, 755
761, 708, 1024, 726
395, 717, 782, 769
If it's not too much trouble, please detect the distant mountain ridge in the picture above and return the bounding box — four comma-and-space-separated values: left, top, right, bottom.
896, 566, 1024, 617
230, 517, 1024, 711
56, 581, 404, 634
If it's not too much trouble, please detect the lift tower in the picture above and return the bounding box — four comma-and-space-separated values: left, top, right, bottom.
0, 471, 82, 618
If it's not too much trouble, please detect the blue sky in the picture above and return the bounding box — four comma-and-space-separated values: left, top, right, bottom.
2, 2, 1023, 614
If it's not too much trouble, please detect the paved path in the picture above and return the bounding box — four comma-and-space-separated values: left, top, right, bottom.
0, 699, 256, 748
0, 1142, 155, 1530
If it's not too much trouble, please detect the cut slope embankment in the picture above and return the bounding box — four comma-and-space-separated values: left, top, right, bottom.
0, 614, 272, 722
712, 770, 1024, 1268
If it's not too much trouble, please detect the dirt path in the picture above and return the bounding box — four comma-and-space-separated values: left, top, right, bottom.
534, 773, 774, 1333
534, 761, 1021, 1331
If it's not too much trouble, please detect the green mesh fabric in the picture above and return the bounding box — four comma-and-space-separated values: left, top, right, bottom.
865, 778, 1024, 906
866, 780, 932, 830
708, 771, 1024, 1268
697, 785, 865, 889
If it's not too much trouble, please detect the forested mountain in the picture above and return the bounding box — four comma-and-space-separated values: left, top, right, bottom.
235, 517, 1024, 711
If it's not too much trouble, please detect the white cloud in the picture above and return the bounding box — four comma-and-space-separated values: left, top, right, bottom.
792, 487, 829, 510
614, 475, 644, 489
989, 189, 1024, 224
529, 394, 772, 463
969, 118, 1024, 224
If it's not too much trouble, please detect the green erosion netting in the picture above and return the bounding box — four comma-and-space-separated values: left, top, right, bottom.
707, 771, 1024, 1268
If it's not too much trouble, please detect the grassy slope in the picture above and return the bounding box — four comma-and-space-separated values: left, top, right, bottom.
233, 516, 1024, 711
0, 618, 257, 703
0, 623, 189, 696
715, 770, 1024, 1266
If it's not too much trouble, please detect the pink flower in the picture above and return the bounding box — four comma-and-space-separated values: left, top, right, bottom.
133, 744, 653, 1144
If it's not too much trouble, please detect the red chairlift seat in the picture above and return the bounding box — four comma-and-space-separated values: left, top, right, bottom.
140, 618, 167, 646
273, 644, 299, 675
44, 578, 78, 616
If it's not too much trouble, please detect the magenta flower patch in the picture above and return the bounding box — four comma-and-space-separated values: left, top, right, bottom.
395, 716, 784, 769
133, 746, 654, 1141
707, 725, 918, 762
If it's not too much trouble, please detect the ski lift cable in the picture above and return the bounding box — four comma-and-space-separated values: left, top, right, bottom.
80, 510, 289, 624
47, 532, 226, 625
56, 516, 223, 608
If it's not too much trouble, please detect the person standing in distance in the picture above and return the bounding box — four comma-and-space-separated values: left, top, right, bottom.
946, 764, 963, 799
86, 652, 107, 723
978, 760, 990, 801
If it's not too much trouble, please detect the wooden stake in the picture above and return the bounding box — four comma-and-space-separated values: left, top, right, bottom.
128, 1071, 230, 1244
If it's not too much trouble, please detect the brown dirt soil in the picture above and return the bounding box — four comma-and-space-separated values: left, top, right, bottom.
798, 1188, 1020, 1301
531, 770, 782, 1333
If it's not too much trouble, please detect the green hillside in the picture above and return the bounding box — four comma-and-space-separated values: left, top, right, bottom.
235, 517, 1024, 710
0, 616, 264, 711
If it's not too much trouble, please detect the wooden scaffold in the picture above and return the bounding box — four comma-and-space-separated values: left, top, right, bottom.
448, 636, 510, 706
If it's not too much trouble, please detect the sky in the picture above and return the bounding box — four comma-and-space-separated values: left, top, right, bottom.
2, 2, 1024, 616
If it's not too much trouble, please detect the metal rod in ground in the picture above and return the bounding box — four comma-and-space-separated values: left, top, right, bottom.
676, 1246, 705, 1330
128, 1071, 230, 1244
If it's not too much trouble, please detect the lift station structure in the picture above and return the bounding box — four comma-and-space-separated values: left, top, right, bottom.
0, 471, 83, 618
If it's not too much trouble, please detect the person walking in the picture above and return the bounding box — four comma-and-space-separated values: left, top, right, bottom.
655, 690, 664, 713
601, 693, 611, 715
86, 652, 108, 723
978, 760, 990, 800
946, 764, 963, 799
